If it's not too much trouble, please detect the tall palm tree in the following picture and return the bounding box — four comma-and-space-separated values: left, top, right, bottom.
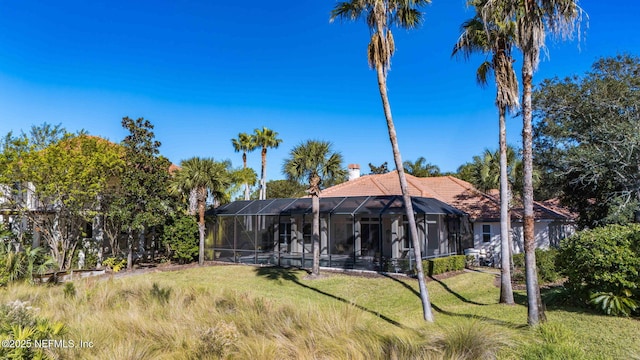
483, 0, 582, 325
403, 157, 441, 177
283, 140, 345, 277
453, 4, 519, 304
331, 0, 434, 322
231, 133, 257, 200
253, 127, 283, 200
170, 157, 233, 266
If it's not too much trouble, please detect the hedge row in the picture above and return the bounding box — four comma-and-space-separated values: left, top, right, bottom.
423, 255, 466, 276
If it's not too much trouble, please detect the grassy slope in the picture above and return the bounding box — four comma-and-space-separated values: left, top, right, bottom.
1, 265, 638, 359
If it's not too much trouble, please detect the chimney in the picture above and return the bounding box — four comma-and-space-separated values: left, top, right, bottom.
348, 164, 361, 181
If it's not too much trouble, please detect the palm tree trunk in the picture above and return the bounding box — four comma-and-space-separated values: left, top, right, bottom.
499, 105, 514, 304
522, 54, 545, 325
243, 152, 250, 200
260, 148, 267, 200
311, 192, 320, 276
198, 188, 206, 266
375, 55, 434, 323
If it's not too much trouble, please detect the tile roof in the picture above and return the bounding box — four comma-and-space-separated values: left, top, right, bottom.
320, 171, 575, 221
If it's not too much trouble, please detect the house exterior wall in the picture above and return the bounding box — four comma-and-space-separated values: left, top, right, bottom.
472, 220, 576, 262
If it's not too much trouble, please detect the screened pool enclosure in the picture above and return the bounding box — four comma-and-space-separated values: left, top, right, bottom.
205, 196, 466, 272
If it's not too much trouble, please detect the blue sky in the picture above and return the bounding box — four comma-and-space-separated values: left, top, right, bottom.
0, 0, 638, 182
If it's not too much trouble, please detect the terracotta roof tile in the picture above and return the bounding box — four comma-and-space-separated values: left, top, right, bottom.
320, 172, 575, 221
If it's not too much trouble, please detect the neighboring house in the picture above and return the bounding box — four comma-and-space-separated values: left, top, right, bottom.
0, 182, 46, 245
206, 169, 575, 272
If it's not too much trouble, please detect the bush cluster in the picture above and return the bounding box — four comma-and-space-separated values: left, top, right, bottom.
556, 223, 640, 316
0, 300, 66, 360
161, 214, 199, 264
512, 249, 560, 284
423, 255, 466, 276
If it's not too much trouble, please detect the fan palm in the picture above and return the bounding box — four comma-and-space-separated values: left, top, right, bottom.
283, 140, 345, 277
483, 0, 583, 325
331, 0, 434, 322
231, 132, 257, 200
170, 157, 233, 265
253, 127, 282, 200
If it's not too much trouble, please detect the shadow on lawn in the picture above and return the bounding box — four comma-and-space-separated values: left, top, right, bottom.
254, 266, 526, 330
428, 276, 488, 306
381, 272, 524, 329
254, 266, 406, 329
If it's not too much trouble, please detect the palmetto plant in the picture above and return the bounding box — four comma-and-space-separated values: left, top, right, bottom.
170, 157, 233, 265
331, 0, 434, 322
283, 140, 345, 277
0, 241, 56, 285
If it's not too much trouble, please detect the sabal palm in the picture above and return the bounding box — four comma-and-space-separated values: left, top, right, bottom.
403, 157, 441, 177
283, 140, 345, 276
483, 0, 582, 325
170, 157, 232, 265
231, 132, 256, 200
453, 3, 518, 305
253, 127, 282, 200
331, 0, 434, 322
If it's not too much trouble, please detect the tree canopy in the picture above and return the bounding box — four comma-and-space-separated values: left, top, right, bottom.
2, 127, 123, 269
533, 54, 640, 227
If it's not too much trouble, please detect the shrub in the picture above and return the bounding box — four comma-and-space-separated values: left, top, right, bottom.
63, 282, 76, 299
556, 224, 640, 316
162, 214, 199, 264
512, 249, 559, 284
0, 300, 66, 360
149, 282, 172, 304
103, 257, 127, 272
423, 255, 466, 276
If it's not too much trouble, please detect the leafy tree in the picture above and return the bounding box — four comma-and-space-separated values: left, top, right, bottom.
484, 0, 583, 326
403, 157, 441, 177
453, 0, 519, 304
260, 179, 307, 199
117, 117, 172, 270
231, 132, 257, 200
162, 214, 199, 264
330, 0, 434, 322
170, 157, 233, 265
253, 127, 282, 200
533, 55, 640, 227
283, 140, 345, 276
368, 162, 389, 174
10, 133, 123, 270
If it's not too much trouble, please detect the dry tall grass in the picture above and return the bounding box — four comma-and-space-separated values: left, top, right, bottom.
1, 265, 637, 359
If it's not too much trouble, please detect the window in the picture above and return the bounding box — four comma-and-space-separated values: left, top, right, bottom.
482, 224, 491, 243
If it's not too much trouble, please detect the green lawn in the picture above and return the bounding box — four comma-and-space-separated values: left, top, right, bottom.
1, 265, 638, 359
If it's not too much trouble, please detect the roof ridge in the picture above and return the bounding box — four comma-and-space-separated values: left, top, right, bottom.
532, 199, 571, 219
320, 172, 368, 195
404, 173, 429, 197
370, 172, 396, 194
